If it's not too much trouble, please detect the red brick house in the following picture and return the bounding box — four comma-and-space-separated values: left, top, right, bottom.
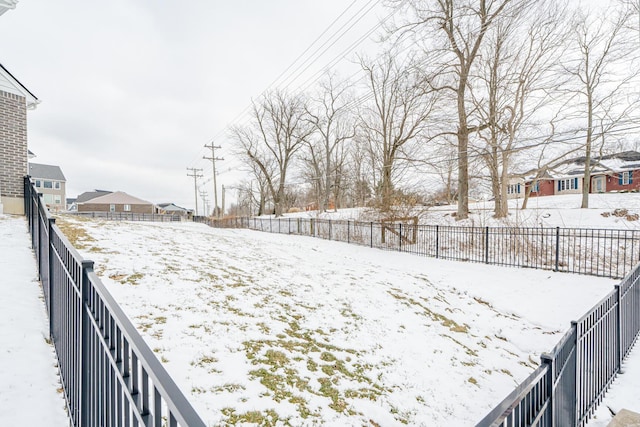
521, 151, 640, 198
0, 62, 39, 214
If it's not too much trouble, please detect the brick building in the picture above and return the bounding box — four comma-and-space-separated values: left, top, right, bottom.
1, 62, 38, 214
77, 191, 156, 214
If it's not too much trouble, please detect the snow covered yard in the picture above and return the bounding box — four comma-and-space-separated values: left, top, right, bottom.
54, 216, 618, 426
0, 215, 68, 426
287, 193, 640, 231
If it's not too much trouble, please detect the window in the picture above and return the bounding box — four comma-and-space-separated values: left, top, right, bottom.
43, 181, 53, 189
54, 195, 61, 204
507, 183, 521, 195
54, 182, 61, 190
35, 180, 41, 188
109, 204, 116, 212
124, 204, 131, 212
43, 194, 55, 204
557, 178, 579, 191
619, 171, 633, 186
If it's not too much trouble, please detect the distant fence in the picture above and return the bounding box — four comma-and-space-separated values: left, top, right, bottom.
70, 211, 183, 222
197, 216, 640, 279
25, 178, 205, 427
476, 263, 640, 427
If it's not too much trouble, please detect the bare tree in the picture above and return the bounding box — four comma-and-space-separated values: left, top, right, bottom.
471, 1, 567, 217
305, 74, 356, 212
230, 91, 314, 217
387, 0, 524, 219
562, 3, 638, 208
359, 51, 438, 211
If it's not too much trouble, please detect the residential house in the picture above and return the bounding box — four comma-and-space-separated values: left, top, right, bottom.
76, 190, 112, 204
77, 191, 156, 214
0, 62, 38, 214
520, 151, 640, 198
29, 163, 67, 212
157, 202, 191, 217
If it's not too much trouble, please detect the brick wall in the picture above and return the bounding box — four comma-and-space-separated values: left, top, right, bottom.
0, 90, 28, 200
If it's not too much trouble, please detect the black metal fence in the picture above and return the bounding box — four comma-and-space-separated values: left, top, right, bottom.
476, 262, 640, 427
199, 216, 640, 279
25, 178, 205, 427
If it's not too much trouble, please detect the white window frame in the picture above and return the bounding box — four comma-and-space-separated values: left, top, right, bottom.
109, 204, 116, 212
621, 171, 631, 185
54, 181, 61, 190
124, 204, 131, 212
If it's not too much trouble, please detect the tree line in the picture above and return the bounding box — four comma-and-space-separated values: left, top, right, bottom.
229, 0, 639, 218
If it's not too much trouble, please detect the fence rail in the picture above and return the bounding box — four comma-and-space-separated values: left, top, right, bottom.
199, 216, 640, 279
25, 177, 205, 427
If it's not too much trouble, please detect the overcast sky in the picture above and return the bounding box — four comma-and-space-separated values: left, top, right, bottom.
0, 0, 385, 211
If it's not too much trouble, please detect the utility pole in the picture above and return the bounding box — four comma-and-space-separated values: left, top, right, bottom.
200, 190, 210, 216
221, 184, 226, 218
186, 167, 203, 216
203, 143, 224, 217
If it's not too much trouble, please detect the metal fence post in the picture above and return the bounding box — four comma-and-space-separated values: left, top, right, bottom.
541, 353, 555, 427
329, 220, 332, 240
347, 220, 350, 244
573, 320, 581, 424
80, 259, 94, 427
370, 222, 373, 248
436, 225, 440, 259
484, 226, 489, 264
48, 217, 56, 337
555, 227, 560, 272
616, 284, 624, 373
399, 223, 403, 251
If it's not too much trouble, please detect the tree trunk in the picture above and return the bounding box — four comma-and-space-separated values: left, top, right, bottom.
581, 90, 594, 209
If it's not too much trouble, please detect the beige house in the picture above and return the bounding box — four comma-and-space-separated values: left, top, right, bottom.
77, 191, 156, 214
29, 163, 66, 212
0, 62, 38, 214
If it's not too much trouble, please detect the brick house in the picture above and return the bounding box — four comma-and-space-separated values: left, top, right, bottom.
29, 162, 67, 212
77, 191, 156, 214
520, 151, 640, 198
0, 62, 38, 214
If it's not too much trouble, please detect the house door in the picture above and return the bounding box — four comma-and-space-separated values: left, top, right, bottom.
593, 176, 604, 193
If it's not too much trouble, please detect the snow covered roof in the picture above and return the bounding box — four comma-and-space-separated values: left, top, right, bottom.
0, 62, 39, 109
28, 163, 66, 181
82, 191, 153, 206
158, 203, 189, 212
530, 151, 640, 180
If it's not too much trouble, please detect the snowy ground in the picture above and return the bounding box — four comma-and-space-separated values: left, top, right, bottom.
3, 194, 637, 426
284, 193, 640, 230
55, 215, 620, 426
0, 215, 68, 426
